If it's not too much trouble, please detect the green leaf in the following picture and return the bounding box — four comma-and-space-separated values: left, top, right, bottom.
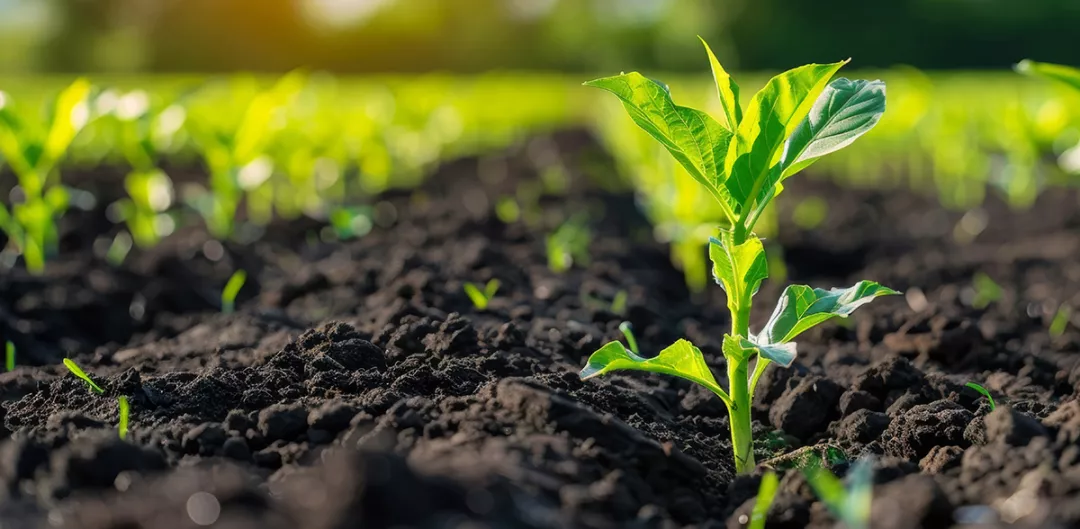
1016, 60, 1080, 93
749, 471, 779, 529
723, 334, 797, 367
804, 458, 873, 529
42, 78, 92, 173
710, 233, 768, 305
585, 73, 736, 218
63, 358, 105, 394
0, 95, 33, 179
699, 36, 742, 130
463, 282, 491, 310
778, 78, 886, 181
724, 61, 847, 209
759, 281, 899, 344
483, 279, 501, 299
5, 341, 14, 372
222, 270, 247, 314
965, 382, 997, 411
580, 339, 731, 407
118, 396, 130, 440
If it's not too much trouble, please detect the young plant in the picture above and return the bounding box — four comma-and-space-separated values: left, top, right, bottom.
803, 457, 874, 529
118, 396, 130, 440
0, 79, 93, 273
749, 470, 779, 529
109, 90, 176, 248
610, 289, 628, 316
222, 269, 247, 314
5, 341, 13, 371
547, 215, 591, 273
463, 279, 500, 310
1050, 303, 1071, 338
965, 381, 997, 411
971, 272, 1002, 309
618, 321, 639, 354
579, 39, 896, 474
63, 358, 104, 394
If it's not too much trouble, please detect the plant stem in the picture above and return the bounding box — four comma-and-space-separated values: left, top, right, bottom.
728, 356, 755, 473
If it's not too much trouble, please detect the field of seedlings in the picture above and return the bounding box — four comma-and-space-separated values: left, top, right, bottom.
2, 53, 1080, 529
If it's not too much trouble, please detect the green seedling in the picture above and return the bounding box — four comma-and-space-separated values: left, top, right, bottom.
611, 289, 628, 316
804, 457, 874, 529
547, 215, 591, 273
463, 279, 501, 310
749, 470, 779, 529
5, 341, 14, 371
618, 321, 640, 354
580, 38, 895, 474
222, 269, 247, 314
1050, 304, 1071, 338
1016, 60, 1080, 93
971, 272, 1002, 309
965, 381, 997, 411
0, 79, 93, 273
63, 358, 104, 394
118, 396, 130, 440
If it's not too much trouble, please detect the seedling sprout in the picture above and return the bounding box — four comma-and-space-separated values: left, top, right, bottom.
118, 396, 130, 440
5, 341, 13, 372
580, 38, 896, 473
618, 321, 639, 354
803, 457, 874, 529
748, 470, 779, 529
610, 290, 628, 316
222, 269, 247, 314
965, 381, 997, 411
463, 279, 501, 310
1050, 304, 1071, 338
63, 358, 104, 394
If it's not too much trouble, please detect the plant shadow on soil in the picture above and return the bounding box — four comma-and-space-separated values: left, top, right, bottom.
2, 130, 1080, 529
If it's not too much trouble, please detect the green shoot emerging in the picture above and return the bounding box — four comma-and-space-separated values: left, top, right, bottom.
749, 470, 779, 529
1050, 304, 1071, 338
580, 38, 896, 474
463, 279, 501, 310
618, 321, 640, 354
610, 289, 628, 316
804, 458, 874, 529
971, 272, 1002, 309
965, 381, 997, 411
63, 358, 104, 394
118, 396, 130, 439
222, 269, 247, 314
5, 341, 13, 372
547, 215, 591, 273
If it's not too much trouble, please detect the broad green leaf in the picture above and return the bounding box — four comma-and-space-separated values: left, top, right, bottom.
759, 281, 899, 344
723, 334, 797, 367
1016, 60, 1080, 93
699, 36, 742, 130
42, 78, 92, 172
724, 61, 847, 209
580, 339, 731, 405
778, 78, 886, 180
709, 232, 768, 305
585, 73, 736, 216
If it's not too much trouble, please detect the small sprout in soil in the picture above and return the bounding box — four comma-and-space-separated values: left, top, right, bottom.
222, 269, 247, 314
5, 341, 14, 371
965, 381, 997, 411
63, 358, 105, 394
748, 470, 779, 529
580, 38, 895, 474
118, 396, 130, 439
495, 196, 521, 223
546, 215, 591, 273
971, 272, 1003, 309
617, 321, 640, 354
463, 279, 501, 310
1050, 303, 1071, 338
610, 289, 628, 316
803, 457, 874, 529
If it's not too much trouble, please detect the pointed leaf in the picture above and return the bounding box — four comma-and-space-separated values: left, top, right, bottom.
463, 282, 489, 309
759, 281, 899, 344
778, 78, 886, 181
709, 232, 768, 305
724, 61, 847, 209
585, 73, 735, 215
580, 339, 731, 405
699, 36, 742, 130
42, 78, 92, 172
723, 334, 797, 367
1016, 60, 1080, 93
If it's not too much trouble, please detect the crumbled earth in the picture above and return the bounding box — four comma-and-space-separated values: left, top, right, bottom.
2, 131, 1080, 528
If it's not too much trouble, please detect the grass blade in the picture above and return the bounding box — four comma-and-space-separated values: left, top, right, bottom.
63, 358, 104, 394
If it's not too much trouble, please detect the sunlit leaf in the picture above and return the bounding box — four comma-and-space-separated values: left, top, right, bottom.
723, 334, 797, 367
710, 232, 768, 304
759, 281, 899, 344
1017, 60, 1080, 93
749, 470, 779, 529
699, 36, 742, 130
580, 339, 731, 406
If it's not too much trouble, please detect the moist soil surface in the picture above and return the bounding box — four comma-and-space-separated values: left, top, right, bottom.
2, 131, 1080, 529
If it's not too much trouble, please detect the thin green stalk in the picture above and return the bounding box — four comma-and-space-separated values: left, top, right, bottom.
728, 357, 755, 473
5, 341, 14, 371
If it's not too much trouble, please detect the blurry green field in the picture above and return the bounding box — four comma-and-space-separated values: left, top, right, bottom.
3, 69, 1079, 279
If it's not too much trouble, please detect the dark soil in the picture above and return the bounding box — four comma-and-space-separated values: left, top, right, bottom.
2, 130, 1079, 529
